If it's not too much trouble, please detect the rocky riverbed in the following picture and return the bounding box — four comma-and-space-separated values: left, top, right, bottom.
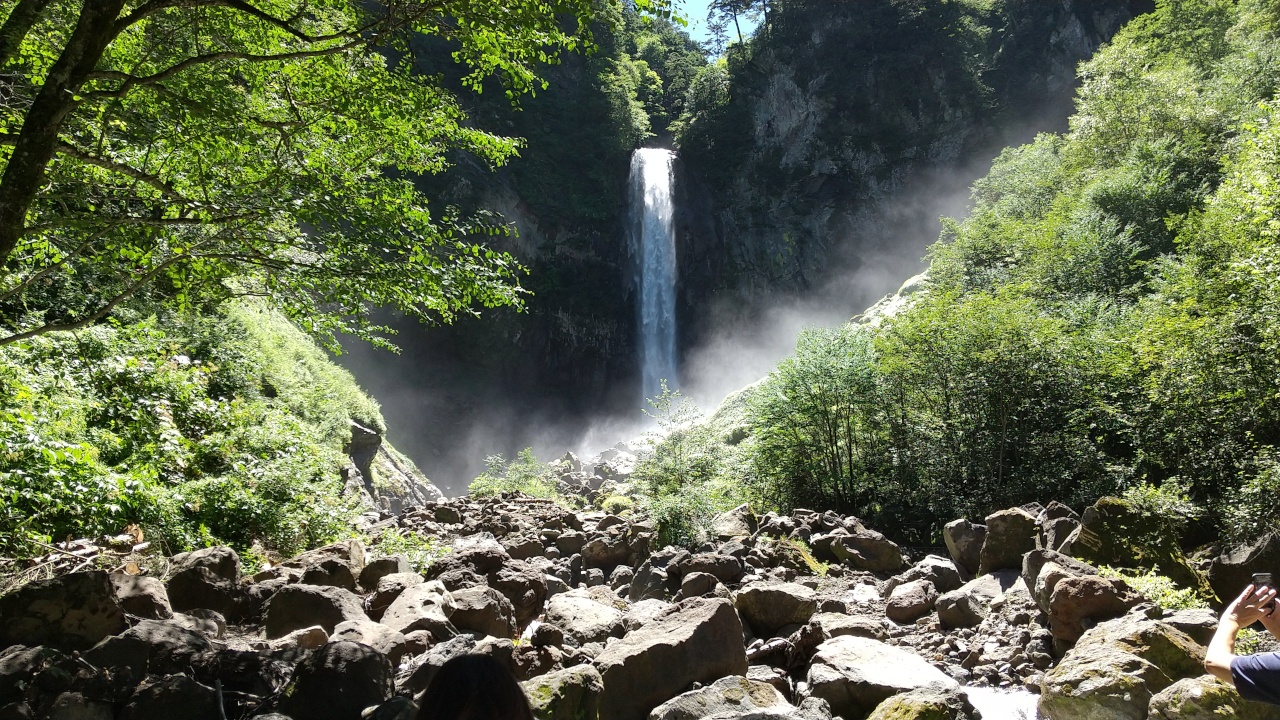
2, 489, 1279, 720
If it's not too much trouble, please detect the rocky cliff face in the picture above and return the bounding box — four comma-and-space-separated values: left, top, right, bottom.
675, 1, 1148, 351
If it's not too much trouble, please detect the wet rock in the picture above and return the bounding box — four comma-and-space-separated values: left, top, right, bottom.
734, 583, 818, 636
978, 509, 1038, 576
595, 598, 748, 720
263, 584, 368, 639
276, 641, 393, 720
886, 580, 938, 624
0, 572, 127, 651
943, 519, 986, 577
522, 664, 604, 720
804, 635, 957, 720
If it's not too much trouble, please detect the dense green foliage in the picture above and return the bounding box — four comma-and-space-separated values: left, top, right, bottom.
0, 0, 614, 350
0, 301, 386, 557
468, 448, 562, 501
641, 0, 1280, 546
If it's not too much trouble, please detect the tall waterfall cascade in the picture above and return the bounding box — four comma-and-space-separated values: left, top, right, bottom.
627, 148, 679, 404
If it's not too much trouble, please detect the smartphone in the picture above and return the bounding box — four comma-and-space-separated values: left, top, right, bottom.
1255, 572, 1274, 588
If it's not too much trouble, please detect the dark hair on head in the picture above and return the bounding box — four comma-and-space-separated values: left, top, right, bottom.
415, 654, 535, 720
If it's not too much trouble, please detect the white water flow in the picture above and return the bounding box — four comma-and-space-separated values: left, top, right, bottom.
963, 686, 1043, 720
628, 148, 679, 404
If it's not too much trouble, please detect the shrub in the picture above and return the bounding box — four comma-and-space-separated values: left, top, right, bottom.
469, 448, 560, 500
1098, 566, 1209, 610
373, 528, 448, 574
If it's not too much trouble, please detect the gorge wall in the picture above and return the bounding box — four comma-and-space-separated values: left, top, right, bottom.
338, 0, 1152, 494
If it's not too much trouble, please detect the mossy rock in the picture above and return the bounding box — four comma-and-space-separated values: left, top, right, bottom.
522, 665, 604, 720
1149, 674, 1280, 720
1071, 497, 1216, 603
866, 687, 978, 720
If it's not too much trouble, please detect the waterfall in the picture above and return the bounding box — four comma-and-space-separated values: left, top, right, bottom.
628, 148, 679, 404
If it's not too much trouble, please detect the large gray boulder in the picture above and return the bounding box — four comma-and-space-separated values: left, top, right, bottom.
1048, 575, 1143, 647
595, 597, 749, 720
1039, 613, 1206, 720
448, 586, 517, 639
522, 664, 604, 720
1147, 674, 1280, 720
275, 641, 393, 720
943, 519, 986, 577
332, 619, 410, 664
935, 570, 1019, 629
1208, 534, 1280, 609
865, 686, 980, 720
978, 508, 1038, 575
648, 675, 793, 720
734, 583, 817, 636
885, 580, 938, 624
108, 574, 172, 620
379, 580, 456, 638
804, 635, 957, 720
263, 584, 367, 639
166, 546, 248, 620
545, 591, 625, 644
0, 572, 127, 650
887, 555, 963, 596
830, 530, 903, 572
119, 675, 221, 720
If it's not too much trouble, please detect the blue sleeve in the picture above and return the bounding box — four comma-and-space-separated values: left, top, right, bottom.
1232, 652, 1280, 706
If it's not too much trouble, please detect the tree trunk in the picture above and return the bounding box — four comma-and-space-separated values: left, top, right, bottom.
0, 0, 126, 270
0, 0, 55, 68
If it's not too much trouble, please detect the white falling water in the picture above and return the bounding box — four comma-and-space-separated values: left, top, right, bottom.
628, 148, 679, 404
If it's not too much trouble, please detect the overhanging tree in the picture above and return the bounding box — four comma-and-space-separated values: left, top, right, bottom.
0, 0, 624, 348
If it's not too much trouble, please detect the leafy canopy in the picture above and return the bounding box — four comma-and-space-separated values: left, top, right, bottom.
0, 0, 621, 349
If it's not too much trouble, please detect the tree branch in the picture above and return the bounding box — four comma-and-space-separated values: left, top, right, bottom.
0, 133, 189, 201
0, 228, 108, 303
0, 252, 191, 347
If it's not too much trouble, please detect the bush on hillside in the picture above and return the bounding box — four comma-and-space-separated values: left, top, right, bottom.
0, 302, 378, 558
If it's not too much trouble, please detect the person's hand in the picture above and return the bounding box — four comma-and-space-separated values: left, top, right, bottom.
1223, 584, 1279, 629
1259, 590, 1280, 641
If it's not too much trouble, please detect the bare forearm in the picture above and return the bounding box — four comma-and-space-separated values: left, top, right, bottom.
1206, 619, 1240, 685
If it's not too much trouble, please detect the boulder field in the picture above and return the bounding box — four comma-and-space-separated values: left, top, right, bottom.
1, 495, 1278, 720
